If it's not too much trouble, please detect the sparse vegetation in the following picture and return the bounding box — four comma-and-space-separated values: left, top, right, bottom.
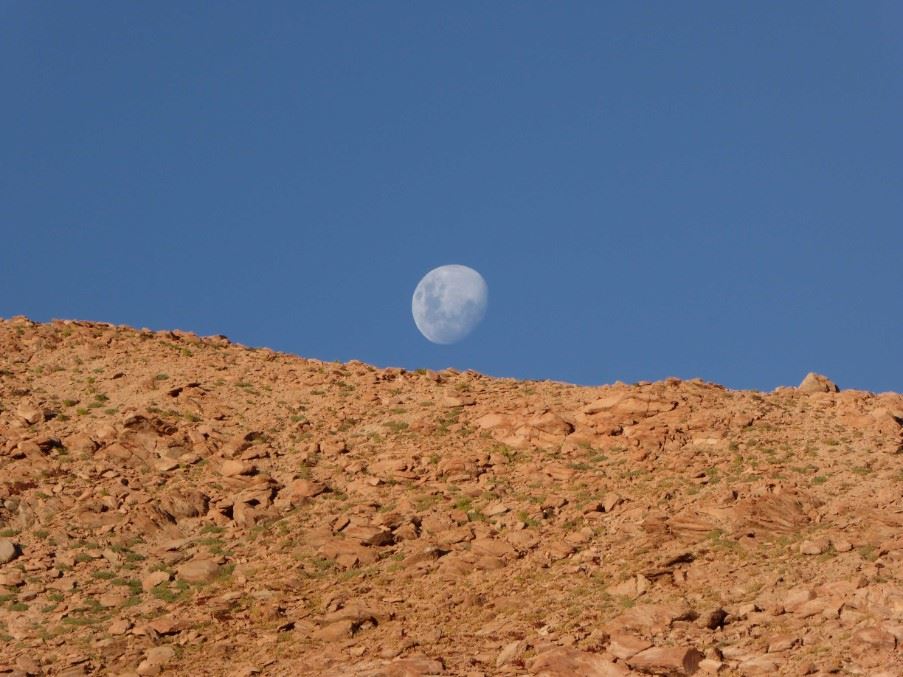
0, 319, 895, 672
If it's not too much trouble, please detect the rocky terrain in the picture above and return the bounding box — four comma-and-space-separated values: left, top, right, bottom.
1, 316, 903, 676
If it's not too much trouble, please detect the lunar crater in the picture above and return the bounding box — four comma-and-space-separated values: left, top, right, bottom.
412, 264, 488, 344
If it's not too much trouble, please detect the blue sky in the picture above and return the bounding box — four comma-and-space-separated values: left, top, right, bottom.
2, 2, 901, 391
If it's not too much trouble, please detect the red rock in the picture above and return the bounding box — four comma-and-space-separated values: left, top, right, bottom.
318, 539, 379, 566
146, 617, 182, 635
851, 626, 896, 654
608, 633, 652, 659
781, 587, 815, 611
737, 655, 779, 673
63, 433, 98, 454
220, 460, 255, 476
602, 492, 621, 513
699, 607, 727, 630
320, 438, 348, 455
527, 647, 628, 676
830, 537, 853, 552
475, 413, 514, 430
545, 464, 576, 481
470, 537, 517, 559
108, 618, 132, 635
344, 525, 395, 546
15, 402, 44, 425
767, 635, 799, 652
799, 373, 839, 393
382, 655, 445, 676
176, 559, 221, 583
496, 640, 528, 667
0, 539, 18, 565
484, 501, 509, 516
697, 659, 723, 673
528, 411, 573, 435
799, 538, 828, 555
285, 478, 326, 499
626, 646, 704, 675
442, 395, 475, 407
3, 318, 903, 674
583, 393, 677, 418
312, 619, 356, 641
608, 603, 694, 633
0, 569, 25, 586
137, 646, 176, 675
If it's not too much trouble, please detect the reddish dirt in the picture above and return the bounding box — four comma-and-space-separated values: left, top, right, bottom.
1, 316, 902, 676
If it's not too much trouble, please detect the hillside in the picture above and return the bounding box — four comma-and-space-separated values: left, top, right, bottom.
1, 316, 902, 676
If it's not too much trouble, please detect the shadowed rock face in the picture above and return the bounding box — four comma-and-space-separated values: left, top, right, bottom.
1, 315, 902, 674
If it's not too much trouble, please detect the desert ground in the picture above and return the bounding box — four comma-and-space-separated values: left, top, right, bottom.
1, 316, 902, 676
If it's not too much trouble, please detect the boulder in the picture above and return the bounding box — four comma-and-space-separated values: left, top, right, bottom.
528, 647, 628, 676
626, 646, 704, 675
0, 539, 19, 565
799, 373, 839, 393
176, 559, 221, 583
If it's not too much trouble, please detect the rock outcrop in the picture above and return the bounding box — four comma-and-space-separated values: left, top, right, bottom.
0, 316, 901, 674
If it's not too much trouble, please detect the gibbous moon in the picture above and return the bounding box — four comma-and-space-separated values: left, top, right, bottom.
412, 265, 489, 344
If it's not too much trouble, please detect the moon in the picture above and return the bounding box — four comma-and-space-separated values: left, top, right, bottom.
412, 265, 489, 344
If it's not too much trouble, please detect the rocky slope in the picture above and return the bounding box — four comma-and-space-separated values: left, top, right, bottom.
1, 316, 903, 676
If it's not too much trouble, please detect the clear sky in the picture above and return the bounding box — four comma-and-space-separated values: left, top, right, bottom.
2, 2, 901, 392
